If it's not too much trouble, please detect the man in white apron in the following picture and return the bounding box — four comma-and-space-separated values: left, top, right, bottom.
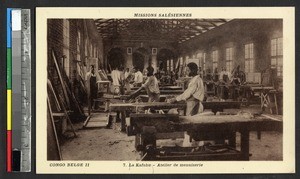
168, 62, 205, 116
85, 65, 101, 110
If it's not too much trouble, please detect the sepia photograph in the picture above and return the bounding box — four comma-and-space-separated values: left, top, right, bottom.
36, 7, 295, 173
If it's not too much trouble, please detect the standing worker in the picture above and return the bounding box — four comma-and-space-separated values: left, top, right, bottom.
118, 66, 125, 95
130, 66, 160, 102
111, 66, 122, 94
124, 68, 132, 94
124, 68, 130, 79
85, 65, 98, 111
133, 67, 144, 87
167, 62, 205, 116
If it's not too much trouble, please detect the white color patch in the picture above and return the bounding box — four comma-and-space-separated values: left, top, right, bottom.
12, 9, 21, 31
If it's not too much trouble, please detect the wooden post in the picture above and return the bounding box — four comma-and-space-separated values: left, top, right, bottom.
121, 110, 126, 132
240, 130, 250, 160
228, 131, 236, 148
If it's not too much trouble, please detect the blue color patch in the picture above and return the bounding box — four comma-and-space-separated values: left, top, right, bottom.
7, 8, 12, 48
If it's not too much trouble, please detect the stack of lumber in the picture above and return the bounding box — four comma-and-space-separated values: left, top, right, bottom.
48, 50, 86, 122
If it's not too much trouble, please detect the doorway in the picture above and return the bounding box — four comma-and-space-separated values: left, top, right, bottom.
107, 48, 125, 72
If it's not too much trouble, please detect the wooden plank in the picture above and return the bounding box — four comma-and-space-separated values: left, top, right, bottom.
261, 114, 283, 121
47, 79, 61, 111
140, 90, 184, 95
130, 113, 282, 133
83, 116, 91, 127
203, 101, 241, 109
109, 101, 241, 112
58, 53, 85, 116
52, 113, 65, 117
85, 121, 107, 128
48, 78, 80, 136
51, 50, 70, 107
130, 113, 179, 120
109, 103, 136, 112
63, 80, 85, 116
58, 55, 85, 115
139, 95, 175, 98
132, 86, 182, 91
156, 132, 184, 139
135, 103, 186, 111
179, 114, 266, 124
176, 118, 282, 132
47, 97, 62, 160
251, 86, 274, 91
150, 152, 243, 161
55, 90, 77, 137
48, 80, 68, 134
139, 95, 176, 102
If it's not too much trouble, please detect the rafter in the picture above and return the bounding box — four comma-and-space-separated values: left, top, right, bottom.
94, 18, 229, 42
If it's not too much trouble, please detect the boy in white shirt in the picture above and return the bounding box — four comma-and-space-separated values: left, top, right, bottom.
133, 67, 143, 87
130, 66, 160, 102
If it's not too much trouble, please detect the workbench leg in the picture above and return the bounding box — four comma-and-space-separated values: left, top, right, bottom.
221, 87, 224, 99
260, 93, 264, 110
257, 130, 261, 140
267, 94, 273, 114
274, 93, 278, 115
104, 100, 110, 112
240, 130, 250, 160
121, 111, 126, 132
228, 132, 236, 148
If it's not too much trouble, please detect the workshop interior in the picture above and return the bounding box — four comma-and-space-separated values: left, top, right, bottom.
46, 18, 283, 161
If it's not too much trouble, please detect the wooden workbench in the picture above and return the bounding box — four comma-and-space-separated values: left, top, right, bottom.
130, 113, 282, 161
214, 84, 276, 105
109, 101, 242, 132
131, 86, 183, 91
109, 101, 241, 113
139, 89, 184, 95
139, 95, 175, 102
248, 86, 279, 114
96, 80, 111, 93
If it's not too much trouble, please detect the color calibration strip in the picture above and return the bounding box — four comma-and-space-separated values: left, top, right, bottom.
7, 8, 12, 172
7, 8, 32, 172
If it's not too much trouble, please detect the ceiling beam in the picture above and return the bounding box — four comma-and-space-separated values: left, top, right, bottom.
93, 19, 229, 44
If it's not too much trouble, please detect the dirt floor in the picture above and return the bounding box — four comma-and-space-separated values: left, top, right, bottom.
60, 105, 282, 161
61, 127, 140, 160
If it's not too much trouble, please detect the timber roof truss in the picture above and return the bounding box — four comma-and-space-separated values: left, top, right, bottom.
94, 19, 230, 43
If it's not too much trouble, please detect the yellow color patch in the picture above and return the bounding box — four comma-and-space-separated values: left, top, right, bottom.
7, 90, 12, 130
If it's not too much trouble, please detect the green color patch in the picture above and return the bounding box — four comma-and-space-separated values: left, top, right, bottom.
7, 48, 12, 89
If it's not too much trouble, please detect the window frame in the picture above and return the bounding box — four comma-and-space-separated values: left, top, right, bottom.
271, 37, 283, 77
225, 47, 234, 73
212, 50, 218, 72
245, 43, 255, 73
